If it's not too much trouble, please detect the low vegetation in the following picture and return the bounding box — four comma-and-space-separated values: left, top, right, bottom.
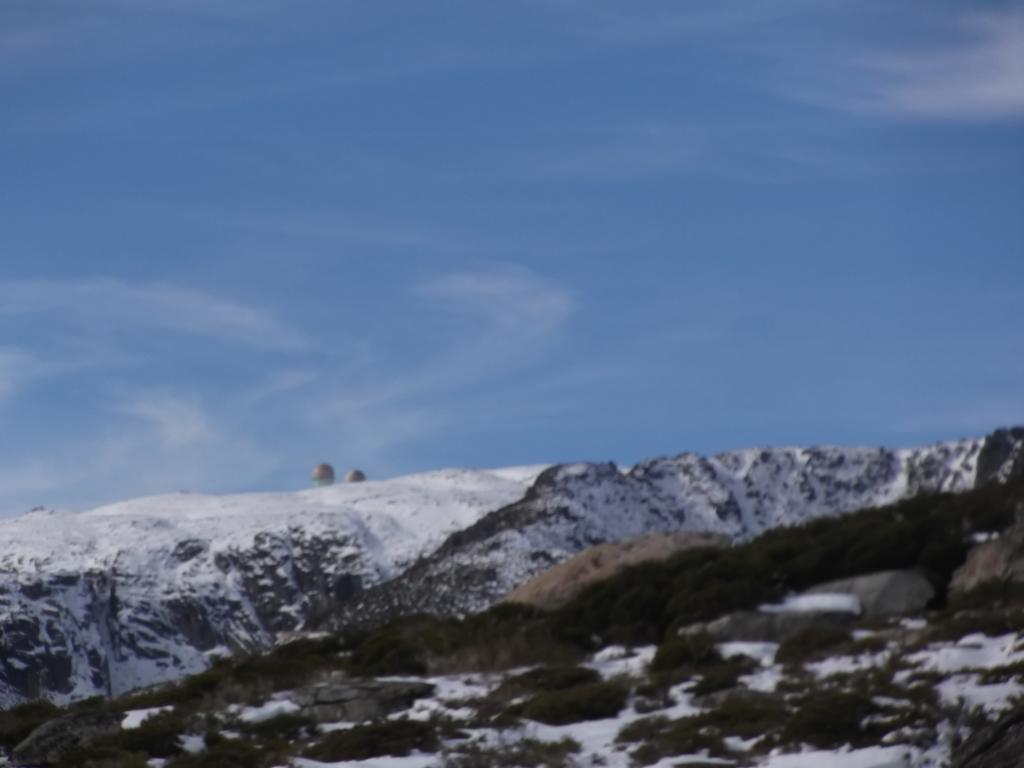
520, 680, 629, 725
302, 719, 439, 761
3, 479, 1022, 766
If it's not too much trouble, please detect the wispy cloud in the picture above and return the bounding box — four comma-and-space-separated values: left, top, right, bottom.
831, 10, 1024, 121
309, 267, 575, 469
0, 347, 66, 404
0, 278, 305, 350
418, 267, 574, 342
118, 393, 217, 449
0, 391, 279, 515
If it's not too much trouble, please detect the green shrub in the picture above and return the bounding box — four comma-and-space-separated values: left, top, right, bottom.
441, 737, 580, 767
690, 657, 757, 697
500, 665, 601, 694
303, 719, 439, 761
0, 699, 61, 751
346, 605, 580, 677
164, 738, 279, 768
948, 580, 1024, 612
779, 691, 877, 749
617, 715, 724, 765
775, 626, 852, 665
54, 746, 149, 768
552, 479, 1024, 648
106, 710, 188, 758
650, 633, 719, 672
348, 626, 429, 676
521, 681, 628, 725
618, 693, 786, 764
238, 712, 315, 742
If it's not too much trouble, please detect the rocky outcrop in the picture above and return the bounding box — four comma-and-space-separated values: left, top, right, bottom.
505, 532, 730, 611
3, 429, 1023, 707
951, 519, 1024, 594
952, 703, 1024, 768
804, 570, 935, 618
12, 710, 122, 766
336, 429, 1023, 629
290, 676, 435, 723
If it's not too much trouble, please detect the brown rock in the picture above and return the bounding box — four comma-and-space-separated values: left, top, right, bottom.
951, 518, 1024, 594
504, 531, 730, 611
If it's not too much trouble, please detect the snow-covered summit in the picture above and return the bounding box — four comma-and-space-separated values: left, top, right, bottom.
1, 465, 544, 580
0, 466, 545, 707
1, 428, 1022, 708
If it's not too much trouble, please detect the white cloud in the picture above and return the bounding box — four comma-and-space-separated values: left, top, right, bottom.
418, 266, 574, 341
0, 278, 305, 350
841, 11, 1024, 120
0, 392, 279, 515
0, 347, 71, 404
309, 267, 575, 468
118, 394, 217, 449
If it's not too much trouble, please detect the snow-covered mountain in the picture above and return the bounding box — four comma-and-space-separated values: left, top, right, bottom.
336, 427, 1024, 624
1, 428, 1022, 707
0, 466, 543, 707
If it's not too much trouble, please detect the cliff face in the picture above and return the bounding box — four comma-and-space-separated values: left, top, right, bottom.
335, 430, 1024, 626
1, 430, 1022, 707
0, 467, 541, 706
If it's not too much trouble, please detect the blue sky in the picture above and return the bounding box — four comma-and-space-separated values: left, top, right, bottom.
1, 1, 1022, 515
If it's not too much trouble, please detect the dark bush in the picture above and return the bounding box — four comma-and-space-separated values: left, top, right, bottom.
552, 479, 1024, 648
521, 681, 628, 725
303, 719, 439, 761
775, 626, 852, 665
780, 691, 877, 749
690, 657, 757, 697
650, 633, 719, 672
164, 738, 278, 768
55, 745, 149, 768
500, 665, 601, 694
239, 712, 316, 742
0, 699, 61, 751
348, 626, 429, 676
618, 693, 786, 764
101, 710, 189, 758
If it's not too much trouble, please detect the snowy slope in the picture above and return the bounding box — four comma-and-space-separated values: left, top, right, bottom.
1, 428, 1022, 708
0, 466, 544, 707
338, 429, 1024, 624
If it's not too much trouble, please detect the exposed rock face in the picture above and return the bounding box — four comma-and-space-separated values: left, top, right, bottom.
337, 430, 1023, 628
290, 676, 435, 723
505, 532, 730, 611
952, 703, 1024, 768
681, 609, 857, 643
0, 468, 540, 707
12, 710, 122, 766
2, 430, 1022, 708
951, 519, 1024, 594
804, 570, 935, 618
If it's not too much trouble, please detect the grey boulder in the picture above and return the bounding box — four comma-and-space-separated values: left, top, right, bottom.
13, 710, 122, 766
803, 570, 934, 618
290, 675, 435, 723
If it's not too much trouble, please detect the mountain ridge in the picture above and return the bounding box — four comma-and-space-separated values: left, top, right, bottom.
1, 428, 1022, 707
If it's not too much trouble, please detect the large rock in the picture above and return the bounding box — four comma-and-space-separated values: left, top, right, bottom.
803, 570, 935, 618
505, 532, 730, 611
13, 710, 122, 766
682, 609, 857, 643
951, 519, 1024, 594
290, 675, 435, 723
952, 703, 1024, 768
